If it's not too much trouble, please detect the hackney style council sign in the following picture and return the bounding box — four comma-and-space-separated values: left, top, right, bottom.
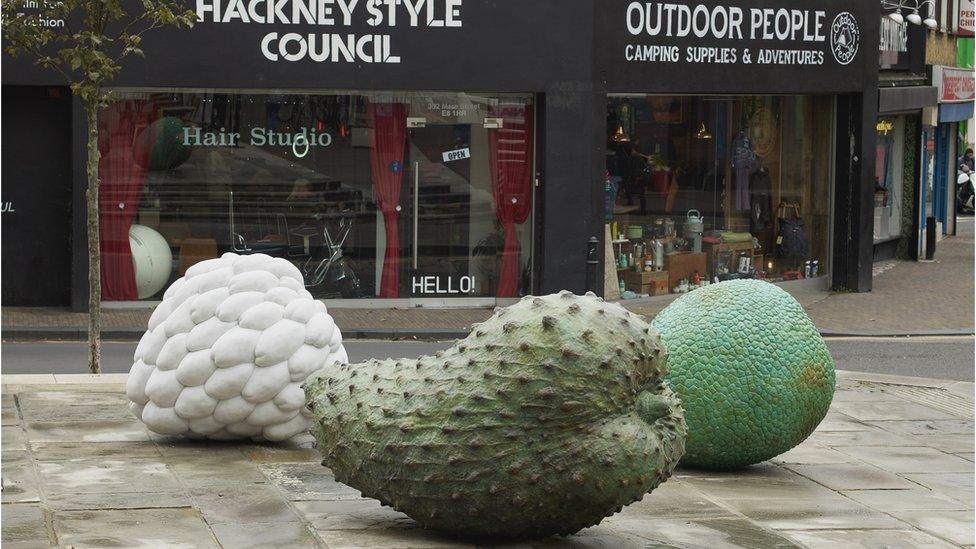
597, 0, 875, 94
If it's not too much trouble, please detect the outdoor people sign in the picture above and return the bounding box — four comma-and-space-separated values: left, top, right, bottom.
597, 0, 875, 94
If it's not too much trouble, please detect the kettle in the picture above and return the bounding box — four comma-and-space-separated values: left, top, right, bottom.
684, 209, 704, 253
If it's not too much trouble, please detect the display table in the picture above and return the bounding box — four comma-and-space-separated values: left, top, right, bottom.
704, 240, 755, 275
664, 252, 707, 289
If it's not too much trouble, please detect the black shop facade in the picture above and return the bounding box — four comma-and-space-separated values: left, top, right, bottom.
0, 0, 879, 309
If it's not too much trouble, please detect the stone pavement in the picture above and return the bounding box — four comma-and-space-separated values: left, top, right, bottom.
2, 371, 973, 548
3, 221, 973, 339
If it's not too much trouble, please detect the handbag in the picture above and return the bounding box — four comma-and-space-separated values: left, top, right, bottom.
776, 202, 809, 259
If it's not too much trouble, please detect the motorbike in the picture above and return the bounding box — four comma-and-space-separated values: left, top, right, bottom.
957, 167, 974, 215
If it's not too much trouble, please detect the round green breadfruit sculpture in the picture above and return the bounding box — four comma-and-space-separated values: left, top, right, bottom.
304, 291, 687, 539
650, 279, 834, 470
135, 117, 191, 171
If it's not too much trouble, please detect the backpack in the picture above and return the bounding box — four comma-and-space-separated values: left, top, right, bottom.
776, 203, 809, 259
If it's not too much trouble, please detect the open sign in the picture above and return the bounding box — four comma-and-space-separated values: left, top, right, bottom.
441, 148, 471, 163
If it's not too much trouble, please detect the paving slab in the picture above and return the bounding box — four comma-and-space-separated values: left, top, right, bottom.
188, 482, 302, 524
52, 374, 129, 385
240, 443, 321, 464
785, 463, 918, 490
842, 488, 973, 512
165, 453, 268, 488
36, 458, 179, 495
18, 403, 135, 422
870, 419, 976, 436
769, 443, 858, 465
677, 462, 837, 501
805, 427, 919, 447
830, 400, 958, 421
887, 509, 976, 546
210, 521, 324, 548
16, 391, 129, 409
2, 425, 28, 451
599, 515, 801, 548
1, 455, 42, 503
24, 419, 151, 443
833, 445, 975, 473
720, 494, 906, 530
621, 480, 738, 519
29, 440, 162, 461
1, 503, 51, 544
150, 437, 248, 459
813, 411, 874, 431
945, 381, 976, 399
901, 472, 976, 505
782, 528, 960, 548
312, 525, 475, 548
294, 498, 414, 530
45, 489, 192, 511
262, 463, 365, 501
2, 405, 20, 425
54, 508, 220, 548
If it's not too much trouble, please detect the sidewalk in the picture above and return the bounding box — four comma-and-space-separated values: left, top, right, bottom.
2, 371, 973, 548
3, 223, 973, 340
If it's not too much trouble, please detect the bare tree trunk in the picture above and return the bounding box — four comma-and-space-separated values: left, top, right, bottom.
85, 100, 101, 375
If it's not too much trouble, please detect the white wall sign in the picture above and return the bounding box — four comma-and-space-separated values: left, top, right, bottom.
933, 65, 976, 103
411, 275, 476, 295
622, 2, 859, 67
182, 126, 332, 157
961, 0, 975, 37
441, 147, 470, 162
195, 0, 464, 64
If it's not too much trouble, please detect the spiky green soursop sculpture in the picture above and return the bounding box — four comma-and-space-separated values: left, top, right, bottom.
650, 279, 834, 470
127, 253, 347, 441
304, 291, 686, 539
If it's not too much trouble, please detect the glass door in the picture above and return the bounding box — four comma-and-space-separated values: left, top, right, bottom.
391, 94, 535, 299
404, 119, 497, 298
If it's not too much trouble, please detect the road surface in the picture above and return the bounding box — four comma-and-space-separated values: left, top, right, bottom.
2, 337, 973, 381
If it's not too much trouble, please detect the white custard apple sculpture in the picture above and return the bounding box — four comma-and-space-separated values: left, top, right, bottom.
126, 253, 348, 441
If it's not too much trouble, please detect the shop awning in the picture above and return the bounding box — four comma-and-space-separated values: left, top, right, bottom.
878, 86, 939, 114
939, 101, 975, 123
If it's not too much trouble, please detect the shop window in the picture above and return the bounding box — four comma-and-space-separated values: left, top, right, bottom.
874, 117, 905, 242
98, 90, 535, 301
606, 95, 833, 295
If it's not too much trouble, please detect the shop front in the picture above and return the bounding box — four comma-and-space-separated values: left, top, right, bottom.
596, 0, 878, 296
1, 0, 880, 309
874, 114, 918, 259
2, 0, 597, 308
930, 65, 975, 237
874, 14, 934, 261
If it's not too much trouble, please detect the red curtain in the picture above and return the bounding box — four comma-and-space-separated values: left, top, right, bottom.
367, 102, 408, 298
489, 103, 534, 297
99, 100, 157, 301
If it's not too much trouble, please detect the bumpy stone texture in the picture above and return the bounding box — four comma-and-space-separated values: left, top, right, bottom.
126, 253, 347, 441
650, 279, 834, 470
304, 291, 687, 539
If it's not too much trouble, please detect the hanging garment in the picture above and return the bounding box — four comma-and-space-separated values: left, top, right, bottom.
731, 132, 756, 211
99, 100, 158, 301
749, 168, 773, 232
489, 102, 534, 297
367, 102, 408, 298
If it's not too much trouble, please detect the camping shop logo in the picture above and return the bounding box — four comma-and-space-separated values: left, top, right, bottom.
829, 12, 859, 65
